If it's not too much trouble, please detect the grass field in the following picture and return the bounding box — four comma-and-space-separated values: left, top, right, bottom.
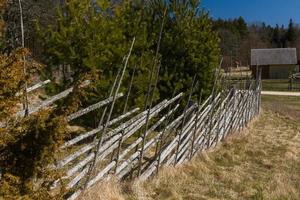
262, 79, 300, 91
80, 96, 300, 200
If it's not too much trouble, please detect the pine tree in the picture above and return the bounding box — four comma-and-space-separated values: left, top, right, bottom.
158, 0, 219, 98
38, 0, 156, 111
280, 25, 287, 48
272, 24, 281, 47
39, 0, 220, 108
235, 16, 248, 38
286, 18, 297, 46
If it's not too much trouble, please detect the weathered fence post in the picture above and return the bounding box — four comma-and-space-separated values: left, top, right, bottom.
174, 78, 197, 165
189, 91, 202, 159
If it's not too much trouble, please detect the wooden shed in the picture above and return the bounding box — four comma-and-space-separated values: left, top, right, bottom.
251, 48, 299, 79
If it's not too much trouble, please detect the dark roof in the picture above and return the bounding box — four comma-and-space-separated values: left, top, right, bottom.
251, 48, 297, 66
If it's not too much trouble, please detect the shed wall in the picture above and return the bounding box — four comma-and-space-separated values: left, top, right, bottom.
269, 65, 297, 79
251, 65, 269, 79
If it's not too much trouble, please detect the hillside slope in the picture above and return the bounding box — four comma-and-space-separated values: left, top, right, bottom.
80, 96, 300, 200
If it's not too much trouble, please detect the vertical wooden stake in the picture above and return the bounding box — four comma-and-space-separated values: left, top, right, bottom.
174, 77, 197, 165
154, 88, 181, 175
189, 90, 202, 159
84, 37, 135, 189
113, 66, 137, 174
18, 0, 29, 117
137, 8, 167, 177
206, 58, 223, 148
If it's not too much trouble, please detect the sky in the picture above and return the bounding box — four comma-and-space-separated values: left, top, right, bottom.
201, 0, 300, 27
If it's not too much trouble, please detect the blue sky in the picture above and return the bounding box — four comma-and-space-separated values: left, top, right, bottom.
201, 0, 300, 27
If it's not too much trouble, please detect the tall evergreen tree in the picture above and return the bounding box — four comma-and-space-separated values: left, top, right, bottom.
272, 24, 281, 47
157, 0, 220, 98
39, 0, 220, 107
286, 18, 297, 46
235, 16, 248, 38
280, 25, 287, 48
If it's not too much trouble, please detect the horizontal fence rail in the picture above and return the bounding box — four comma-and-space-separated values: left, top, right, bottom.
16, 79, 51, 96
17, 80, 91, 117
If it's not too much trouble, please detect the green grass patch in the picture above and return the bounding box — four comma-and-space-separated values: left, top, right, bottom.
262, 79, 300, 91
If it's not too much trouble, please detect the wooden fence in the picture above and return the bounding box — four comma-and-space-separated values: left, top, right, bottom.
48, 79, 261, 200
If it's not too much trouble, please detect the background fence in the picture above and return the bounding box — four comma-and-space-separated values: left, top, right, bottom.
48, 79, 261, 200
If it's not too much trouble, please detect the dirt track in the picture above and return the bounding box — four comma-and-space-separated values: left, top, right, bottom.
262, 91, 300, 96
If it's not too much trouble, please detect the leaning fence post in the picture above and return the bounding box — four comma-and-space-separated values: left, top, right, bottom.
206, 58, 223, 148
222, 89, 234, 140
217, 103, 224, 142
245, 79, 252, 125
154, 88, 182, 174
112, 66, 137, 174
258, 68, 262, 114
137, 8, 167, 177
221, 95, 228, 141
84, 37, 136, 189
189, 90, 202, 159
229, 87, 237, 134
174, 78, 197, 166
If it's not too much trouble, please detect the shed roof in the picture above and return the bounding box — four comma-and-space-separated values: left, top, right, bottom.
251, 48, 297, 66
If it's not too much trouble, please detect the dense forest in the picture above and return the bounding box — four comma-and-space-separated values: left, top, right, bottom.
213, 17, 300, 68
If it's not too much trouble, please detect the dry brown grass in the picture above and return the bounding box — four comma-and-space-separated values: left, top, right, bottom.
81, 96, 300, 200
79, 178, 125, 200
